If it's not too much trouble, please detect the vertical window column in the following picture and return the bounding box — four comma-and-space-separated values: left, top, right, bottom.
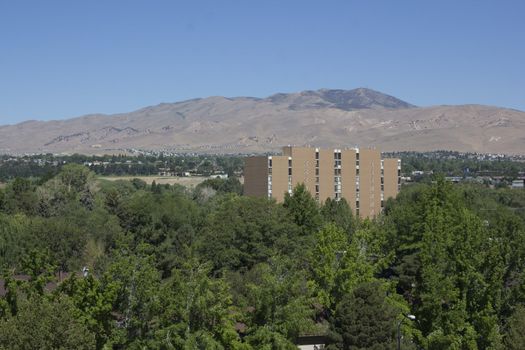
397, 159, 402, 191
315, 149, 320, 201
355, 149, 360, 210
370, 159, 376, 216
267, 157, 272, 198
380, 160, 384, 209
288, 157, 293, 194
334, 149, 342, 200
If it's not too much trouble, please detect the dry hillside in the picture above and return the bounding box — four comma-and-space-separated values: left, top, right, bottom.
1, 88, 524, 155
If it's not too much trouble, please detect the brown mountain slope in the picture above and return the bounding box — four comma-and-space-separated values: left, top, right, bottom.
1, 88, 524, 155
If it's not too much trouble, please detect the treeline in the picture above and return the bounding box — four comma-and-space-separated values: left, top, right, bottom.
0, 154, 244, 181
390, 151, 525, 178
1, 165, 525, 349
2, 152, 524, 183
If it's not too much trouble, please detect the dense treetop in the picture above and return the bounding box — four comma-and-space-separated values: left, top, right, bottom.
0, 163, 525, 349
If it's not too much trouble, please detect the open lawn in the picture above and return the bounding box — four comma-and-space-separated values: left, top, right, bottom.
98, 175, 210, 188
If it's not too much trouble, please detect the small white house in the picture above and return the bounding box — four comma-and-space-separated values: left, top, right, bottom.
512, 180, 524, 189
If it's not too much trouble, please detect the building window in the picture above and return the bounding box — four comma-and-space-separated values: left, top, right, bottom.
356, 200, 360, 208
315, 185, 319, 192
315, 168, 319, 176
334, 168, 341, 175
356, 168, 359, 176
356, 152, 360, 160
315, 151, 319, 159
268, 167, 272, 175
268, 159, 272, 167
288, 159, 292, 167
288, 168, 292, 176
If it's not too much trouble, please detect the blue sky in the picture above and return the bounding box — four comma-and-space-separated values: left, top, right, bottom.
1, 0, 524, 124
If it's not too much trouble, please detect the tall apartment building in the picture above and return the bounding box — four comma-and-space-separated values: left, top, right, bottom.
244, 146, 401, 218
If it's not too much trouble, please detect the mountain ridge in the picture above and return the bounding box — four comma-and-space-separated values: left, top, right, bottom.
1, 88, 524, 155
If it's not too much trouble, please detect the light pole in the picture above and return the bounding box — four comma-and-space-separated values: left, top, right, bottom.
397, 314, 416, 350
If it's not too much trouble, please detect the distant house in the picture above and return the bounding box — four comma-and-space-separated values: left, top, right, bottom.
512, 179, 524, 189
445, 176, 462, 183
158, 167, 174, 176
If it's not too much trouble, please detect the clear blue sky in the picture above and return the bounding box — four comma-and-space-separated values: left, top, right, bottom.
1, 0, 524, 125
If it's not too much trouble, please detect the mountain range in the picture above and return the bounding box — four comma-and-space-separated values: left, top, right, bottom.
1, 88, 524, 155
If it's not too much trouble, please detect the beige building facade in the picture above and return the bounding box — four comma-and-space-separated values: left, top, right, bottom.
244, 146, 401, 218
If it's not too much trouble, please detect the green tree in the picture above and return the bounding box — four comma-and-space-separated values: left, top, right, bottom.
198, 195, 299, 272
58, 274, 120, 349
308, 223, 349, 309
309, 222, 392, 312
321, 198, 356, 235
283, 183, 322, 236
59, 163, 95, 194
326, 281, 400, 350
195, 177, 243, 195
0, 188, 5, 211
505, 304, 525, 349
103, 250, 162, 347
153, 258, 243, 349
2, 177, 37, 214
237, 260, 314, 346
0, 296, 96, 350
0, 213, 32, 269
387, 178, 504, 349
30, 217, 88, 273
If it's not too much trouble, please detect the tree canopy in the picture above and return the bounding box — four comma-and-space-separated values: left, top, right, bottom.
0, 166, 525, 349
